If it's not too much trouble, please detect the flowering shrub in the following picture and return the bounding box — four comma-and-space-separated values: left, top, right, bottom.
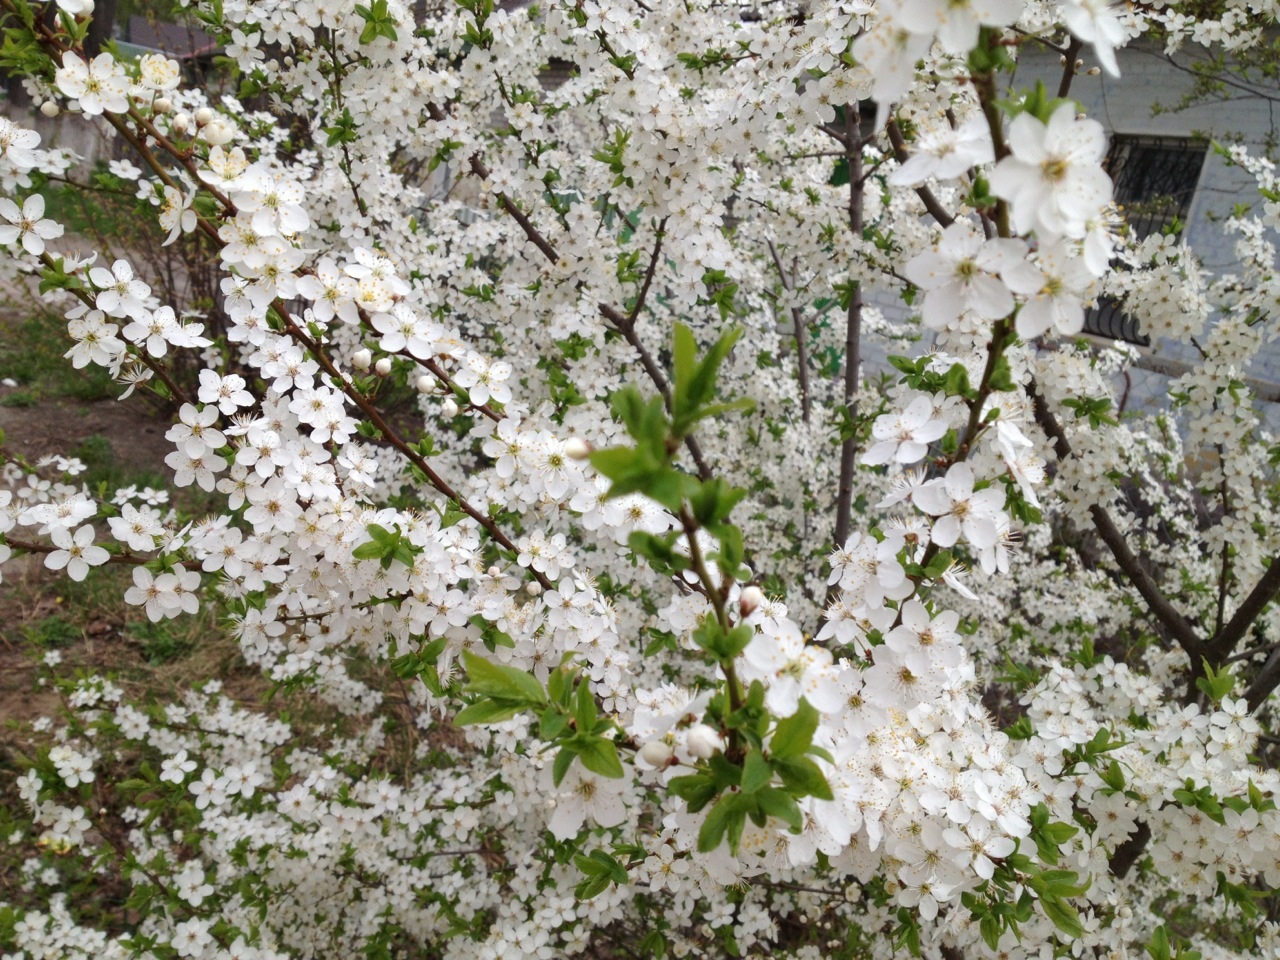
2, 0, 1280, 958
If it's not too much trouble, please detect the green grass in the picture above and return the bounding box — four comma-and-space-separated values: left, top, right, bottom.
22, 613, 82, 648
0, 389, 38, 407
127, 619, 197, 666
0, 311, 117, 404
70, 435, 168, 494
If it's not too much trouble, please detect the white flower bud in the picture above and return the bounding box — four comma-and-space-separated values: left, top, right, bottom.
416, 375, 433, 393
374, 357, 393, 376
172, 112, 191, 134
441, 397, 459, 419
565, 437, 591, 460
202, 119, 235, 145
739, 585, 765, 618
685, 724, 724, 760
487, 566, 502, 577
153, 97, 172, 115
526, 581, 542, 597
351, 348, 372, 371
40, 101, 60, 118
194, 106, 215, 127
1087, 67, 1102, 76
639, 740, 674, 767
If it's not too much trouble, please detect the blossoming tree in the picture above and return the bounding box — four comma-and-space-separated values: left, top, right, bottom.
2, 0, 1280, 957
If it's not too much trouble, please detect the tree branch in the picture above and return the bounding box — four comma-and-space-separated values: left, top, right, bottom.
765, 238, 811, 423
468, 153, 711, 479
1207, 558, 1280, 663
833, 101, 865, 549
1030, 380, 1206, 663
885, 118, 955, 228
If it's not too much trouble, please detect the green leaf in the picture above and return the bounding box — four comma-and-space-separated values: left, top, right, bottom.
756, 787, 802, 831
351, 540, 386, 561
552, 746, 577, 787
539, 708, 569, 740
772, 756, 833, 801
576, 737, 624, 779
672, 322, 697, 414
770, 699, 819, 759
462, 650, 546, 706
1146, 926, 1172, 960
1041, 896, 1084, 940
574, 680, 598, 732
740, 750, 772, 794
697, 795, 733, 852
668, 773, 717, 812
453, 699, 526, 726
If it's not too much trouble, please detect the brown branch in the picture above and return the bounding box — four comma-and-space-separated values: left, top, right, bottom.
4, 536, 204, 570
1245, 649, 1280, 712
1057, 37, 1085, 100
884, 118, 955, 228
765, 238, 811, 423
275, 307, 555, 590
1208, 558, 1280, 664
833, 101, 866, 550
626, 215, 669, 327
1030, 381, 1205, 663
468, 154, 712, 479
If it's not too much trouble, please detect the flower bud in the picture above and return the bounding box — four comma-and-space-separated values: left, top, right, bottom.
1087, 67, 1101, 76
441, 397, 459, 419
565, 437, 591, 461
375, 357, 393, 376
351, 348, 372, 371
40, 101, 60, 118
487, 566, 501, 577
202, 119, 235, 145
153, 97, 172, 115
739, 585, 765, 618
194, 106, 215, 127
416, 375, 433, 394
527, 581, 542, 597
639, 739, 674, 767
685, 724, 724, 760
172, 112, 191, 134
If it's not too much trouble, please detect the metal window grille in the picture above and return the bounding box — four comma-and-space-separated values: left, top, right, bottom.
1083, 135, 1207, 345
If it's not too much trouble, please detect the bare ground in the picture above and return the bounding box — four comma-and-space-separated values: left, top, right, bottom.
0, 381, 260, 732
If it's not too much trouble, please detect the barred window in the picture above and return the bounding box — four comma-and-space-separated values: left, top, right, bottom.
1083, 135, 1208, 345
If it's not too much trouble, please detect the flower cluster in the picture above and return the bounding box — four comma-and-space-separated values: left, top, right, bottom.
1, 1, 1280, 960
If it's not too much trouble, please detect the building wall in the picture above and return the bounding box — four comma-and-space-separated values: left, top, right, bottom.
1013, 38, 1280, 421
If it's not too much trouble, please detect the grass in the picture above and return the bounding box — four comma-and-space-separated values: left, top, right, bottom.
70, 434, 168, 494
2, 559, 253, 696
0, 310, 117, 404
21, 612, 82, 648
0, 389, 38, 407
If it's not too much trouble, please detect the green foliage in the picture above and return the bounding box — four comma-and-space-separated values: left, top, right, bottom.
0, 314, 116, 404
351, 524, 421, 569
129, 618, 196, 665
669, 694, 833, 854
22, 613, 82, 648
1196, 658, 1236, 704
354, 0, 398, 43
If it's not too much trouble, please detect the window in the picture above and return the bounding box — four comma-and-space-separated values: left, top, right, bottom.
1083, 135, 1208, 345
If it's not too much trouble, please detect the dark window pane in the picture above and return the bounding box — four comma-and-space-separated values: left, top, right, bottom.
1084, 135, 1207, 345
